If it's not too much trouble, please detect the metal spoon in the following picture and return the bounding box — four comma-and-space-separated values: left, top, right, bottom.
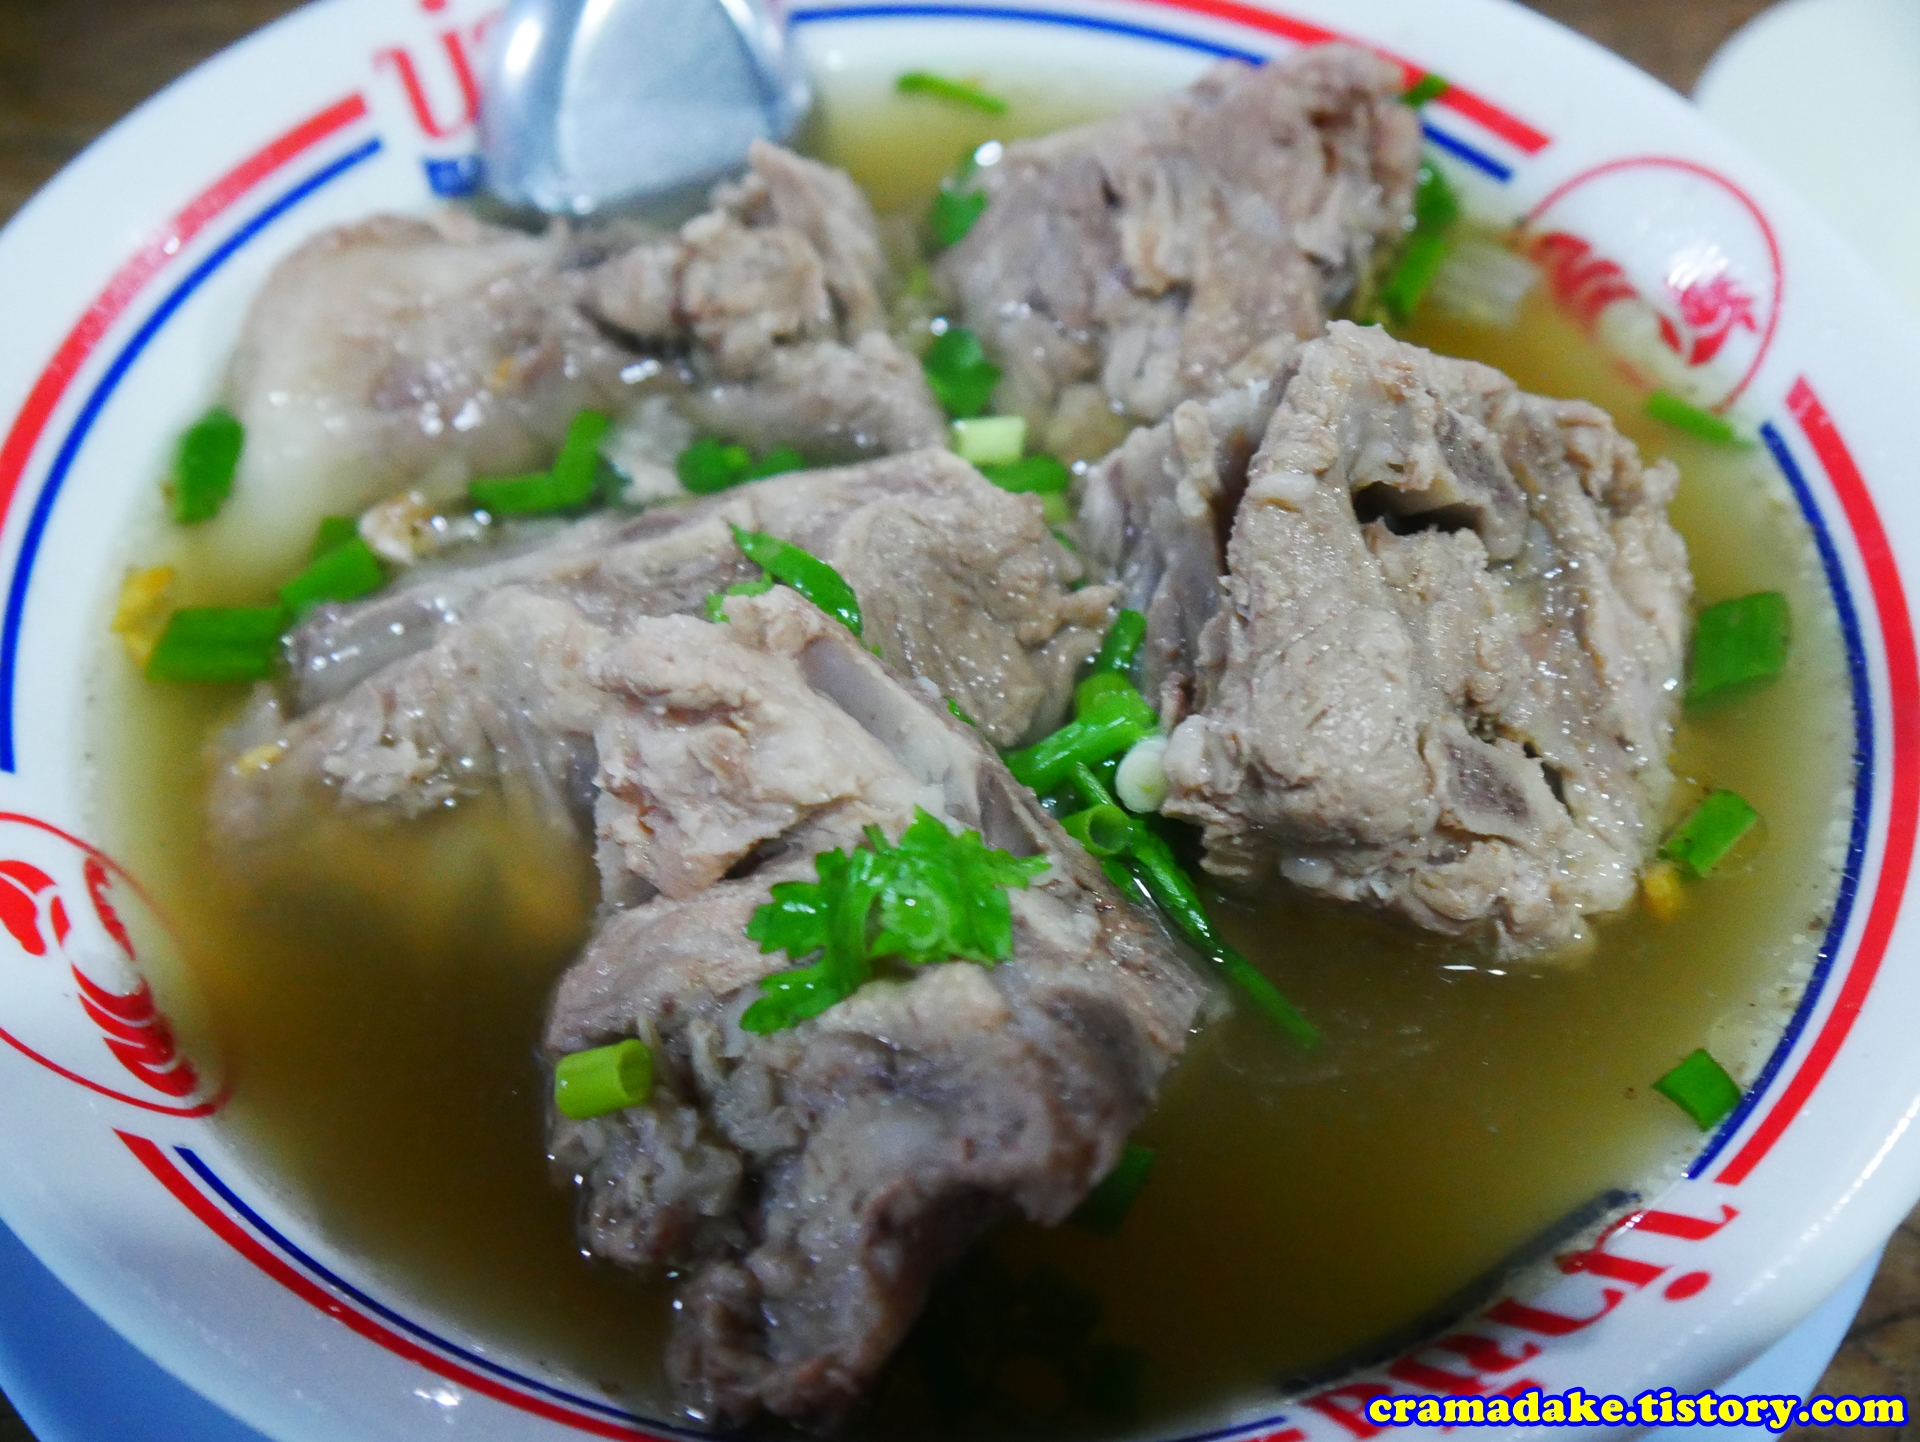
479, 0, 809, 217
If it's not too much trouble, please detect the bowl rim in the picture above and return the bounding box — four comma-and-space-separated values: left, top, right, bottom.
2, 0, 1920, 1437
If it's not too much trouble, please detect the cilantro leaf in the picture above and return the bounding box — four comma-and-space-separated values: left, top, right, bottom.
739, 809, 1047, 1033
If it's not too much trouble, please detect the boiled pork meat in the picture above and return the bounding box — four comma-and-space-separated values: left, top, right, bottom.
936, 44, 1420, 436
210, 451, 1114, 849
1162, 322, 1691, 955
544, 588, 1211, 1428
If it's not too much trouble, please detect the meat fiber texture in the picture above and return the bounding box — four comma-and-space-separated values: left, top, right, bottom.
220, 143, 942, 567
1162, 322, 1691, 956
543, 588, 1211, 1428
936, 44, 1419, 444
210, 450, 1115, 853
1075, 364, 1296, 724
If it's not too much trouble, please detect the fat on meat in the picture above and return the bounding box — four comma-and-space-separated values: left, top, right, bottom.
210, 451, 1115, 855
1162, 322, 1691, 956
222, 144, 940, 566
544, 587, 1212, 1428
936, 45, 1419, 437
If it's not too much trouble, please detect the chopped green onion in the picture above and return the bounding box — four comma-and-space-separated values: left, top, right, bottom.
896, 70, 1009, 115
1058, 761, 1315, 1045
979, 455, 1070, 494
1003, 688, 1157, 792
1412, 159, 1461, 233
1070, 1143, 1156, 1234
472, 410, 610, 514
1660, 789, 1759, 878
1379, 162, 1460, 326
922, 327, 1002, 418
1686, 591, 1789, 708
311, 515, 359, 559
1091, 609, 1147, 678
704, 573, 775, 622
145, 605, 288, 683
950, 415, 1026, 466
947, 697, 978, 727
1126, 823, 1320, 1047
554, 1038, 653, 1120
1402, 73, 1451, 107
551, 407, 612, 491
1114, 735, 1170, 814
678, 438, 753, 494
1381, 230, 1451, 325
679, 439, 806, 493
279, 536, 385, 617
729, 524, 863, 636
928, 187, 989, 247
746, 445, 806, 480
470, 464, 593, 514
1075, 671, 1136, 718
1653, 1047, 1742, 1130
168, 406, 245, 525
1061, 804, 1135, 858
1646, 390, 1748, 447
1041, 492, 1072, 527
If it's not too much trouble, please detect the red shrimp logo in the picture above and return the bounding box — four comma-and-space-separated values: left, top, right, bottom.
0, 814, 222, 1118
369, 0, 502, 197
1519, 157, 1783, 412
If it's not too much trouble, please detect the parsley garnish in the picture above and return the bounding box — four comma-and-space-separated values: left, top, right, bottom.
740, 809, 1048, 1033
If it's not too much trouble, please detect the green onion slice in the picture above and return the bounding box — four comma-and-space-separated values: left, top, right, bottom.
978, 455, 1070, 494
1003, 688, 1157, 793
1412, 159, 1461, 232
1653, 1047, 1742, 1130
703, 573, 775, 622
168, 406, 245, 525
1402, 73, 1451, 107
922, 327, 1002, 419
279, 536, 386, 617
928, 187, 988, 248
554, 1038, 653, 1120
950, 415, 1026, 466
678, 438, 753, 494
472, 409, 610, 514
1686, 591, 1789, 709
729, 524, 863, 636
895, 70, 1009, 114
1075, 671, 1136, 718
145, 605, 288, 683
1061, 804, 1135, 858
1646, 390, 1748, 447
311, 515, 359, 559
746, 445, 806, 480
1381, 230, 1451, 326
1659, 790, 1759, 878
1070, 1143, 1156, 1234
1091, 609, 1147, 678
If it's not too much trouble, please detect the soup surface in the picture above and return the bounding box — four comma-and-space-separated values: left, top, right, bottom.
87, 79, 1854, 1439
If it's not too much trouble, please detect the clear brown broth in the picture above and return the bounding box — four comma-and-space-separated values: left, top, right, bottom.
89, 94, 1854, 1438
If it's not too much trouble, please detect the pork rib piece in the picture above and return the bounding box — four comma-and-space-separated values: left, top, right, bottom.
1163, 323, 1691, 955
936, 44, 1419, 439
224, 144, 941, 562
545, 588, 1211, 1428
211, 451, 1114, 849
1074, 360, 1295, 723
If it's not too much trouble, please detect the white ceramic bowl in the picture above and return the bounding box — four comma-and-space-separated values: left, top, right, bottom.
3, 0, 1920, 1436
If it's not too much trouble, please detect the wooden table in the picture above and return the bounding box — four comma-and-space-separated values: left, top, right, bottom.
8, 2, 1901, 1440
